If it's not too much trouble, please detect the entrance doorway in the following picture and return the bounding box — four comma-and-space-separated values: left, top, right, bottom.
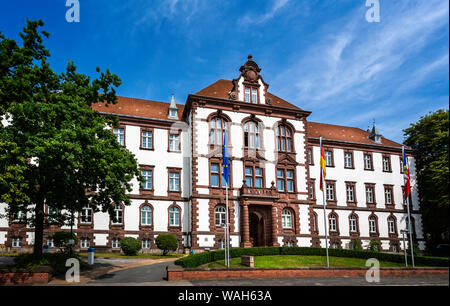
249, 212, 265, 247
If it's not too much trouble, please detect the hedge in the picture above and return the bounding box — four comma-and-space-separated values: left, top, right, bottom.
174, 247, 449, 268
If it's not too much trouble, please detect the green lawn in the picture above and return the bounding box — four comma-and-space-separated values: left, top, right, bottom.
201, 255, 410, 268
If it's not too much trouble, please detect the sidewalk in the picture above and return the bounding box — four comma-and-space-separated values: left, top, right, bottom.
48, 257, 176, 285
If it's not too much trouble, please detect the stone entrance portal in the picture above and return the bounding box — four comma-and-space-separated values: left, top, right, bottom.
249, 212, 265, 246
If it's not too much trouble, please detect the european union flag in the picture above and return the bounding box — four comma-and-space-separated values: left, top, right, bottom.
222, 130, 230, 186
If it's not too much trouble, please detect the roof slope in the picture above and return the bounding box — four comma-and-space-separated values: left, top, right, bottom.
195, 79, 303, 110
307, 122, 403, 148
91, 96, 184, 121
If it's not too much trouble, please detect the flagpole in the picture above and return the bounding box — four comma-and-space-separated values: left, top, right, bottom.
406, 196, 415, 267
403, 146, 415, 268
226, 182, 230, 268
320, 137, 330, 268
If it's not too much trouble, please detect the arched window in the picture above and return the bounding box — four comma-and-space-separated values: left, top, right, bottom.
369, 216, 377, 233
388, 216, 396, 234
329, 214, 337, 232
169, 206, 180, 227
209, 117, 227, 145
349, 215, 358, 233
215, 206, 226, 227
244, 121, 260, 149
113, 204, 123, 224
141, 206, 152, 226
282, 209, 293, 229
276, 124, 293, 152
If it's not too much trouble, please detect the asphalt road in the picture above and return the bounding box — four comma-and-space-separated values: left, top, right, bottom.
87, 260, 449, 286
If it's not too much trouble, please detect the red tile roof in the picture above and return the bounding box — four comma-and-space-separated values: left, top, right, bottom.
91, 96, 184, 121
307, 121, 403, 148
195, 79, 303, 110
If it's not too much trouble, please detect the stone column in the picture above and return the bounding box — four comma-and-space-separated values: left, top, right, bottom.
241, 202, 252, 248
271, 204, 280, 246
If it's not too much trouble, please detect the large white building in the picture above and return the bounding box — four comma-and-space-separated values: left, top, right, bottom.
0, 55, 424, 252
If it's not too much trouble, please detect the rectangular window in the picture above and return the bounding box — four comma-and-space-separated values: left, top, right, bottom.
383, 156, 391, 172
169, 134, 180, 151
169, 172, 180, 191
385, 187, 393, 205
81, 206, 92, 223
245, 87, 251, 102
366, 186, 374, 203
142, 239, 151, 249
326, 183, 335, 201
211, 163, 220, 187
255, 167, 263, 188
309, 181, 315, 200
346, 185, 355, 202
245, 167, 253, 187
344, 152, 353, 168
325, 151, 333, 167
12, 238, 22, 247
141, 170, 153, 190
286, 170, 294, 192
112, 238, 121, 249
142, 131, 153, 149
251, 88, 258, 103
113, 128, 125, 146
364, 154, 372, 170
81, 238, 90, 249
277, 169, 285, 192
308, 149, 313, 165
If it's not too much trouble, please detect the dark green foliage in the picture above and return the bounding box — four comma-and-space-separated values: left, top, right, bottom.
403, 109, 449, 250
350, 239, 363, 251
120, 237, 142, 256
155, 234, 178, 255
13, 252, 87, 275
367, 240, 381, 252
52, 231, 78, 253
0, 20, 143, 257
174, 247, 449, 268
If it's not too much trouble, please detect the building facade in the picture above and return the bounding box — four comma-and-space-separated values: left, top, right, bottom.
0, 55, 425, 253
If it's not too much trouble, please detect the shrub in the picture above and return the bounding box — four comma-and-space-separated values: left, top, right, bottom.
367, 240, 381, 252
155, 234, 178, 255
120, 237, 142, 256
350, 239, 363, 251
174, 246, 450, 268
52, 232, 78, 253
14, 252, 88, 275
407, 242, 422, 257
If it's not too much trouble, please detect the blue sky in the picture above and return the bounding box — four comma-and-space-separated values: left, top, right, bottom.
0, 0, 448, 143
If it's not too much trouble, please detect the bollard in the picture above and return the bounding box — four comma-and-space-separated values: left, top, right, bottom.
43, 245, 49, 254
190, 249, 195, 255
88, 248, 95, 265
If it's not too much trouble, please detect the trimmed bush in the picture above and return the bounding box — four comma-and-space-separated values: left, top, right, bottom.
350, 239, 363, 251
14, 252, 87, 275
174, 246, 450, 268
120, 237, 142, 256
155, 234, 178, 255
367, 240, 381, 252
52, 231, 78, 253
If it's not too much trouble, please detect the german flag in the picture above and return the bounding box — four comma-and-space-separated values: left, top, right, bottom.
320, 138, 327, 191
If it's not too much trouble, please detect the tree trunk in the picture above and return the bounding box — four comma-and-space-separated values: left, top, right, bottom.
33, 197, 45, 258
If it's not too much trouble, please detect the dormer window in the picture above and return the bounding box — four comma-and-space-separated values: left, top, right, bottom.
244, 87, 258, 103
169, 109, 177, 118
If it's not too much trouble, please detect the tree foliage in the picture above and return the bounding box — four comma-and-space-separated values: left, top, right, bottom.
403, 109, 449, 250
0, 19, 143, 257
155, 234, 179, 255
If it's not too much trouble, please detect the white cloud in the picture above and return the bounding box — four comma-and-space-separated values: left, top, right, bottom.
239, 0, 290, 25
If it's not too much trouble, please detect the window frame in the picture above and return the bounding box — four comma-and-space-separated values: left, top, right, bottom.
112, 203, 124, 225
363, 152, 374, 171
243, 120, 262, 150
276, 167, 296, 193
382, 155, 392, 172
344, 151, 354, 169
281, 209, 293, 229
140, 205, 153, 226
275, 124, 294, 153
113, 126, 125, 147
140, 128, 154, 150
168, 132, 181, 152
167, 168, 182, 195
244, 86, 259, 104
168, 205, 181, 228
365, 183, 377, 207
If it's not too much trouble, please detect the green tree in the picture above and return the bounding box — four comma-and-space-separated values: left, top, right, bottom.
403, 109, 449, 251
155, 234, 179, 255
0, 20, 143, 257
